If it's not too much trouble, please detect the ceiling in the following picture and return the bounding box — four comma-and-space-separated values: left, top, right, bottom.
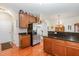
0, 3, 79, 19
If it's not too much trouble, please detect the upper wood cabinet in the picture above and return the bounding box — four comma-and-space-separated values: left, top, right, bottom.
19, 10, 28, 28
29, 15, 39, 23
29, 15, 36, 23
19, 10, 39, 28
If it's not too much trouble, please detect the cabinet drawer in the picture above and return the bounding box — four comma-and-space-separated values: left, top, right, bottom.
55, 39, 65, 46
65, 41, 79, 48
20, 35, 30, 39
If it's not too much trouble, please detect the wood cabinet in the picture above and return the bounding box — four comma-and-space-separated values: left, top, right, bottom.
51, 39, 55, 52
19, 10, 29, 28
54, 45, 66, 56
66, 47, 79, 56
19, 10, 40, 28
29, 15, 37, 23
65, 41, 79, 56
54, 39, 66, 56
65, 41, 79, 48
43, 37, 52, 54
43, 37, 66, 56
55, 39, 66, 46
19, 13, 29, 28
43, 37, 79, 56
19, 35, 30, 48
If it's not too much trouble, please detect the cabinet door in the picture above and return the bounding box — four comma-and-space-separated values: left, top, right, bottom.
43, 38, 52, 54
26, 35, 30, 47
54, 39, 66, 56
19, 14, 28, 28
54, 45, 66, 56
66, 47, 79, 56
29, 16, 36, 23
51, 39, 55, 54
20, 35, 30, 48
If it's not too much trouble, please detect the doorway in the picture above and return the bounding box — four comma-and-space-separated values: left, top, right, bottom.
0, 10, 14, 51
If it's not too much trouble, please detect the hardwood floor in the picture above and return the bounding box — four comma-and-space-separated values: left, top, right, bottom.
0, 42, 51, 56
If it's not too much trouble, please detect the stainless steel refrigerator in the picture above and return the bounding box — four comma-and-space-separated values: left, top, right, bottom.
28, 23, 41, 46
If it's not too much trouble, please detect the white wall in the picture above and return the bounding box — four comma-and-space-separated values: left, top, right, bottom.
60, 16, 79, 32
46, 16, 79, 32
13, 14, 19, 47
9, 10, 27, 47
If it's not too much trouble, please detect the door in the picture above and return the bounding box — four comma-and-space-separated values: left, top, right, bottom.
0, 12, 13, 43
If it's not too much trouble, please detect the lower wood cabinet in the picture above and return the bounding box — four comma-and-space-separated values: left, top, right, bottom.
54, 45, 66, 56
43, 38, 52, 54
51, 39, 55, 54
65, 41, 79, 56
54, 39, 66, 56
43, 37, 79, 56
66, 47, 79, 56
19, 35, 31, 48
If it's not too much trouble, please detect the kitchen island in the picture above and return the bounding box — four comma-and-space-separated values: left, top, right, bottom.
43, 31, 79, 56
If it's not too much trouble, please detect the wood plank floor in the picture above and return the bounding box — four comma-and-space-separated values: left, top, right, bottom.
0, 42, 52, 56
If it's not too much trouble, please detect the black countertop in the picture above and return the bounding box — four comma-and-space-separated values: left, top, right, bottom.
19, 32, 28, 35
47, 31, 79, 43
19, 31, 37, 35
28, 31, 37, 35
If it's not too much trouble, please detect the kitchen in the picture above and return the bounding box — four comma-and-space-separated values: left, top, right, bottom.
0, 3, 79, 56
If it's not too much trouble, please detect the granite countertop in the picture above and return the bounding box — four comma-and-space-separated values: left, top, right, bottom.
19, 31, 37, 35
45, 31, 79, 43
19, 32, 28, 35
45, 36, 79, 43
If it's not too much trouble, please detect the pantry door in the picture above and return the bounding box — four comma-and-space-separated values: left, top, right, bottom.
0, 12, 13, 43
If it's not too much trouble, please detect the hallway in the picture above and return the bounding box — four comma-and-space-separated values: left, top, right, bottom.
0, 42, 51, 56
